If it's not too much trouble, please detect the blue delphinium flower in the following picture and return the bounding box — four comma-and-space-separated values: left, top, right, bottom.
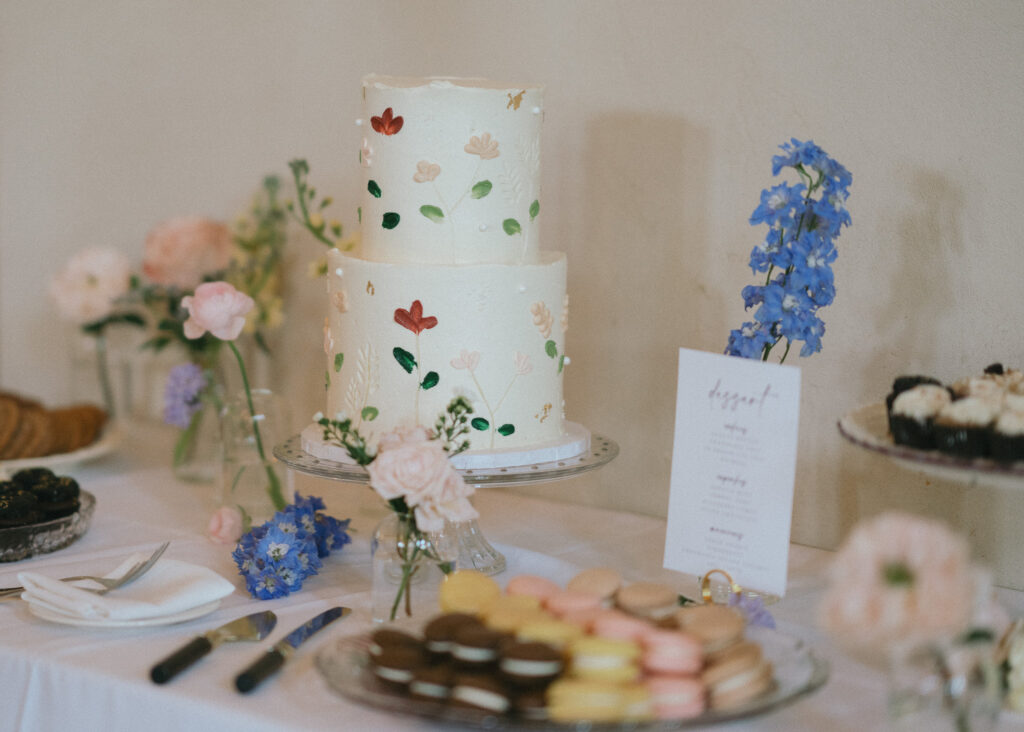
232, 493, 351, 600
162, 363, 207, 428
726, 139, 851, 362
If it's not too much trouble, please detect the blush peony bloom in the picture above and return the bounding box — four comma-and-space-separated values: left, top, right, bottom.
181, 281, 254, 341
208, 505, 244, 545
819, 512, 975, 653
143, 216, 234, 290
49, 247, 133, 324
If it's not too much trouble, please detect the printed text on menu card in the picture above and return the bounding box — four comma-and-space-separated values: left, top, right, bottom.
663, 348, 801, 597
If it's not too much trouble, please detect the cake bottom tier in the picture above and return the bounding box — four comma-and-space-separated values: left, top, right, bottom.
324, 249, 569, 455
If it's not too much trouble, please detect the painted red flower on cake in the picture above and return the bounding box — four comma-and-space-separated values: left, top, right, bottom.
394, 300, 437, 334
371, 107, 404, 136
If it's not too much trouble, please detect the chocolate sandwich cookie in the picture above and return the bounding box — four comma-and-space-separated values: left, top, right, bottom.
29, 476, 80, 520
450, 672, 512, 714
450, 624, 507, 669
408, 662, 456, 703
371, 645, 427, 692
0, 490, 44, 528
368, 627, 422, 659
512, 688, 549, 721
423, 613, 482, 659
498, 640, 563, 687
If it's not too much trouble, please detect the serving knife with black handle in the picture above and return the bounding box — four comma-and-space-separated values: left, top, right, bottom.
150, 610, 277, 684
235, 606, 350, 693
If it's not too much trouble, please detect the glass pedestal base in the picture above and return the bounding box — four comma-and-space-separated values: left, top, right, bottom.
453, 518, 506, 575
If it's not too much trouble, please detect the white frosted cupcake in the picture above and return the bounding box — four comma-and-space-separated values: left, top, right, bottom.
890, 385, 952, 449
933, 397, 998, 458
991, 410, 1024, 464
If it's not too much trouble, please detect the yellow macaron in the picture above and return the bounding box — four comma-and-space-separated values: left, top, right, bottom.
439, 569, 501, 615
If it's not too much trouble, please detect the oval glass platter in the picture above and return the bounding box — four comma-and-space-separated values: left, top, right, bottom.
838, 403, 1024, 484
315, 626, 829, 729
0, 490, 96, 562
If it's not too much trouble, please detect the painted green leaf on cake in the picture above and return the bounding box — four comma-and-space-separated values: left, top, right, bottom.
503, 218, 521, 236
498, 423, 515, 437
393, 346, 416, 373
324, 370, 330, 390
368, 180, 382, 198
334, 353, 344, 372
420, 371, 439, 390
529, 200, 540, 221
420, 205, 445, 223
382, 212, 400, 229
558, 355, 566, 374
361, 406, 379, 422
357, 206, 362, 224
471, 181, 492, 199
545, 340, 558, 358
471, 417, 490, 431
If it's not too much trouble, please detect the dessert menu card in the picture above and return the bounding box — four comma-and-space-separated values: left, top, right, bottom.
663, 348, 801, 597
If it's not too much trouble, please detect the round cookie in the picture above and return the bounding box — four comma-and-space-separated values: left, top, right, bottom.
567, 567, 622, 604
701, 640, 773, 710
370, 645, 427, 691
616, 581, 679, 622
368, 627, 422, 658
547, 678, 627, 723
450, 624, 506, 668
675, 604, 746, 655
512, 688, 549, 721
516, 618, 584, 649
450, 673, 512, 714
0, 395, 21, 455
505, 574, 561, 603
0, 490, 44, 527
544, 589, 603, 618
439, 570, 501, 615
590, 610, 656, 642
498, 640, 563, 687
28, 476, 80, 520
641, 629, 704, 676
423, 612, 482, 658
645, 675, 707, 719
568, 636, 641, 683
409, 663, 455, 702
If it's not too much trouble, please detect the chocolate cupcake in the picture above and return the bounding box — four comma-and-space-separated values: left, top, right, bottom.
886, 376, 943, 427
890, 385, 952, 449
991, 410, 1024, 464
28, 476, 80, 520
0, 490, 44, 527
933, 397, 998, 458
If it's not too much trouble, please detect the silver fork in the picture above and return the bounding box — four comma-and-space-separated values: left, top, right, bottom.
0, 541, 170, 599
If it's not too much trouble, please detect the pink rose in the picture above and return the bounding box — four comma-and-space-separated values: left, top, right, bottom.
143, 216, 233, 290
377, 423, 431, 452
49, 247, 133, 324
208, 506, 244, 545
181, 281, 254, 341
367, 439, 452, 505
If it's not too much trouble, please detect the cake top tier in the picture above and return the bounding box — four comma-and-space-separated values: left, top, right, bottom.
358, 74, 544, 265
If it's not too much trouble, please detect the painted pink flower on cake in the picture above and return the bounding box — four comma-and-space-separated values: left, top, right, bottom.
332, 290, 349, 313
360, 139, 373, 168
49, 247, 133, 324
370, 107, 403, 136
819, 511, 975, 652
323, 317, 334, 354
464, 133, 500, 160
207, 505, 244, 545
513, 352, 533, 376
143, 216, 233, 290
394, 300, 438, 334
450, 350, 481, 372
413, 161, 441, 183
181, 281, 254, 341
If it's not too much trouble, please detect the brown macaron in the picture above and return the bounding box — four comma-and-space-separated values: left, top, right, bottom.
450, 672, 512, 714
567, 567, 623, 604
408, 662, 456, 702
701, 640, 773, 710
615, 581, 679, 622
498, 640, 564, 687
368, 627, 423, 658
371, 645, 427, 691
423, 612, 483, 658
674, 604, 746, 656
450, 624, 507, 668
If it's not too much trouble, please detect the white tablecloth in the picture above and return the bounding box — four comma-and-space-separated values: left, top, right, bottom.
2, 421, 1023, 731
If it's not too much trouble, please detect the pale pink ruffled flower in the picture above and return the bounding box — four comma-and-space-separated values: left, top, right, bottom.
513, 352, 532, 376
368, 431, 477, 532
207, 505, 244, 545
413, 161, 441, 183
450, 350, 481, 372
464, 133, 500, 160
49, 247, 133, 324
181, 281, 254, 341
143, 216, 233, 290
819, 512, 975, 653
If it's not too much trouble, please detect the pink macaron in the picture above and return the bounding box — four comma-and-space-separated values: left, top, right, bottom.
559, 606, 608, 632
641, 630, 704, 676
590, 610, 656, 643
644, 676, 706, 719
505, 574, 562, 603
544, 590, 604, 618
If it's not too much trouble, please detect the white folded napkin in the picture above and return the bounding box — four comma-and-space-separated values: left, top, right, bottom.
18, 554, 235, 621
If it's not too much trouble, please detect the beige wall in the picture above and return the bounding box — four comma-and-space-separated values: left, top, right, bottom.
2, 1, 1023, 574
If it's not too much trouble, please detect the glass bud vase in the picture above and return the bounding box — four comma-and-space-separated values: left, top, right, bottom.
371, 512, 457, 625
173, 387, 223, 484
218, 388, 293, 528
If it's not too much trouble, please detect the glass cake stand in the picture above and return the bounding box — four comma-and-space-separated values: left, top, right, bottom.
274, 433, 619, 575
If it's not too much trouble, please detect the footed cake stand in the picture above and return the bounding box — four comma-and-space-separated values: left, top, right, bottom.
274, 433, 619, 575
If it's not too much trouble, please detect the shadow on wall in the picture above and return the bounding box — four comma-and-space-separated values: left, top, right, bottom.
515, 113, 711, 517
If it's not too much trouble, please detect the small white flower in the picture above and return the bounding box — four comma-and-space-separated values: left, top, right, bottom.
312, 411, 324, 422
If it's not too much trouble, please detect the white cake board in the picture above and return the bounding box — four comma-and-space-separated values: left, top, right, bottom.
300, 421, 591, 471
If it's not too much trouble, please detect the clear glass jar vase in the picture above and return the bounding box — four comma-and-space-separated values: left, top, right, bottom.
218, 388, 293, 528
371, 512, 457, 625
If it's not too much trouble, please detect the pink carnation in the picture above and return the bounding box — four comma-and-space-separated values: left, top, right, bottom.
143, 216, 233, 290
819, 512, 975, 653
49, 247, 133, 324
181, 281, 254, 341
207, 505, 244, 545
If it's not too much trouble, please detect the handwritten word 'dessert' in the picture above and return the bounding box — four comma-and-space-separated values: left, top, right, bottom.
707, 379, 777, 415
